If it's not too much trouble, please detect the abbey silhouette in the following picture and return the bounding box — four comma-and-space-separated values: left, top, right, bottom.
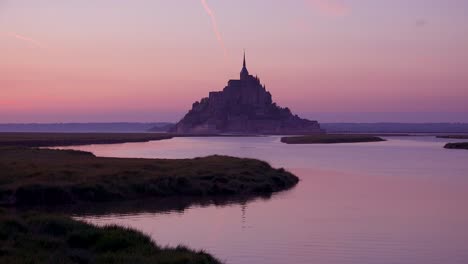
172, 52, 322, 134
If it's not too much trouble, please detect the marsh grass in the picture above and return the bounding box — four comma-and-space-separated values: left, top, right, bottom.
0, 147, 298, 206
0, 211, 222, 263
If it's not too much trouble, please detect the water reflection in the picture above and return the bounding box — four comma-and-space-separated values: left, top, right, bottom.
241, 202, 247, 229
46, 193, 275, 218
58, 136, 468, 264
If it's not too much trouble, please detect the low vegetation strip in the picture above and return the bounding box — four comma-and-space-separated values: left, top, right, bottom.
0, 211, 222, 263
0, 147, 298, 206
0, 132, 173, 147
444, 142, 468, 150
281, 134, 385, 144
437, 135, 468, 139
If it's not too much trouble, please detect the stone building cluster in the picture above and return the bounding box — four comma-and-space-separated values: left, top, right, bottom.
171, 53, 323, 134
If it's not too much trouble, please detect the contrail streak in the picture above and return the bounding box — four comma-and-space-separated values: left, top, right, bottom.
200, 0, 227, 57
6, 32, 43, 48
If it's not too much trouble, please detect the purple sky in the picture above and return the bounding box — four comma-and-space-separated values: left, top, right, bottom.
1, 0, 467, 123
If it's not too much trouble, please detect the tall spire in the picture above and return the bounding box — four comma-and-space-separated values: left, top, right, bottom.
240, 49, 249, 79
243, 49, 246, 68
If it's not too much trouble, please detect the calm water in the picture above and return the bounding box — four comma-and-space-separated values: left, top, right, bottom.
64, 136, 468, 264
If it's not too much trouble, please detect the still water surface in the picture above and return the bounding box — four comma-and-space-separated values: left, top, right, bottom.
65, 136, 468, 264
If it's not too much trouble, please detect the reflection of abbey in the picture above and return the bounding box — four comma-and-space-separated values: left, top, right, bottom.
172, 52, 323, 134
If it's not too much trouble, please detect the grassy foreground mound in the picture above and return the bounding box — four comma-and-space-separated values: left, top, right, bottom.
281, 134, 385, 144
0, 211, 221, 264
0, 147, 298, 206
0, 132, 173, 147
444, 142, 468, 150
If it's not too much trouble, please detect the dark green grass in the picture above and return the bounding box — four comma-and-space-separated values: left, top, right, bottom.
281, 134, 386, 144
0, 147, 298, 206
444, 142, 468, 150
0, 210, 221, 264
0, 132, 174, 147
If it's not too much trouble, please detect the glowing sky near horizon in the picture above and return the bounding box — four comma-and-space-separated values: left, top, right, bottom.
1, 0, 468, 123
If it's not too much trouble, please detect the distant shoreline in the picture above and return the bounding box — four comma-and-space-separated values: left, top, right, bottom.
437, 135, 468, 139
0, 132, 174, 147
2, 122, 468, 134
281, 134, 386, 144
0, 132, 270, 148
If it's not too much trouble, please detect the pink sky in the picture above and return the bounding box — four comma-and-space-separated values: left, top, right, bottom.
1, 0, 467, 123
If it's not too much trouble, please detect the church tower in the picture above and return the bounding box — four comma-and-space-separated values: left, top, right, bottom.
240, 50, 249, 80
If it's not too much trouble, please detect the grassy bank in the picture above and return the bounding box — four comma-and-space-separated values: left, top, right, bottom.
444, 142, 468, 150
0, 132, 173, 147
0, 147, 298, 206
281, 134, 386, 144
1, 133, 298, 262
0, 210, 221, 263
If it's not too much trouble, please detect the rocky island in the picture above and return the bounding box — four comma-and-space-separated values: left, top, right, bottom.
171, 53, 323, 135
